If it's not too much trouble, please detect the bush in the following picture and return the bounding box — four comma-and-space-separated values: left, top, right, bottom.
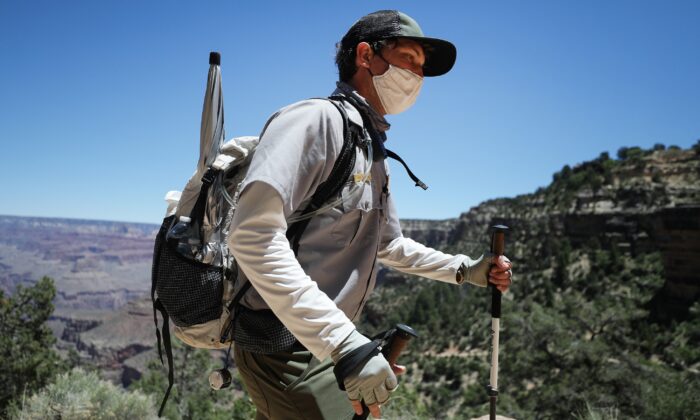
619, 146, 644, 160
617, 146, 647, 160
616, 147, 628, 160
9, 368, 158, 419
574, 402, 620, 420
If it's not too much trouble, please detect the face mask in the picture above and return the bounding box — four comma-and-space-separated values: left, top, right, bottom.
371, 64, 423, 115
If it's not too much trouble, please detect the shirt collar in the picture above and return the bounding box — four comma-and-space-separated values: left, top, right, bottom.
334, 81, 391, 133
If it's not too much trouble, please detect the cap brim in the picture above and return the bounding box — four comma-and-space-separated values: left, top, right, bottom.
404, 36, 457, 77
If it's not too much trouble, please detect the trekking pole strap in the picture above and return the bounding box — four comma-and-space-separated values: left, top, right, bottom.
351, 324, 418, 420
333, 339, 382, 391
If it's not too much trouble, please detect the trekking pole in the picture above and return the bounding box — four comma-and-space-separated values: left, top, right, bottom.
354, 324, 418, 420
487, 225, 508, 420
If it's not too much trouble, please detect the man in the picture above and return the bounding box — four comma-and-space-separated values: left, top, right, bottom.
228, 10, 513, 420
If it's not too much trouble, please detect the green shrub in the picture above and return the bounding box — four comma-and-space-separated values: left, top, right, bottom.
9, 368, 157, 420
574, 402, 620, 420
617, 146, 644, 160
616, 147, 628, 160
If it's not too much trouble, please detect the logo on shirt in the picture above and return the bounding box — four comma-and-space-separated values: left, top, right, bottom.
353, 172, 372, 184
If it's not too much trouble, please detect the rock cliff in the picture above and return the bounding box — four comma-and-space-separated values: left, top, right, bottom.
446, 146, 699, 319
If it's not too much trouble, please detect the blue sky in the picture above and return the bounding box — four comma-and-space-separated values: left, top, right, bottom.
1, 1, 698, 224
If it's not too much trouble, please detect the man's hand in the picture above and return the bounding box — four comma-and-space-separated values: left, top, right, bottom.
332, 330, 404, 418
458, 253, 513, 292
489, 254, 513, 293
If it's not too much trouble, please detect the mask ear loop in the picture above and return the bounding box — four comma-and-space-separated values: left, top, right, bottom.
367, 51, 390, 78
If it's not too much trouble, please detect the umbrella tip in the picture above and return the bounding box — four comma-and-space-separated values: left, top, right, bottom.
209, 52, 221, 66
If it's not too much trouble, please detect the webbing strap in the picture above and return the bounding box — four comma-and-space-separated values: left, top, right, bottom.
156, 299, 174, 417
286, 97, 360, 254
151, 219, 172, 367
186, 167, 220, 238
385, 149, 428, 190
151, 219, 175, 417
152, 264, 164, 366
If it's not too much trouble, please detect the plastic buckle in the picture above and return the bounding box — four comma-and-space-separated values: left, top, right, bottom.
201, 168, 218, 185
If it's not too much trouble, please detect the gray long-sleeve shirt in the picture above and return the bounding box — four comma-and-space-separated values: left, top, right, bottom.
228, 89, 471, 360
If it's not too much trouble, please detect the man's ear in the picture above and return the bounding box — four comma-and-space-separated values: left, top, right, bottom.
355, 42, 373, 70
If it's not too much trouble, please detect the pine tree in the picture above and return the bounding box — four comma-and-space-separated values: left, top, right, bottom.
0, 277, 66, 415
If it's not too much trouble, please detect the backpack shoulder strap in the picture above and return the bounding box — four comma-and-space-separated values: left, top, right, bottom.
221, 97, 362, 340
285, 97, 360, 254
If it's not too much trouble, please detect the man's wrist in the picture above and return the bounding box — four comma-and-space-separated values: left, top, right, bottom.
331, 329, 372, 364
457, 255, 490, 287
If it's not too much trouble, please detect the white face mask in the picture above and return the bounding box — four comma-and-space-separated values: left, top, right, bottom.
372, 64, 423, 115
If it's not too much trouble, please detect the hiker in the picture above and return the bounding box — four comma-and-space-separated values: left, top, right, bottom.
227, 10, 513, 420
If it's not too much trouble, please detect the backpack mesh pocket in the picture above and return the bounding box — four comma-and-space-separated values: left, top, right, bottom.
154, 227, 223, 328
232, 306, 298, 353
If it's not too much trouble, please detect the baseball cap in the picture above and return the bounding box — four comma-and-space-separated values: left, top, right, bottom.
339, 10, 457, 77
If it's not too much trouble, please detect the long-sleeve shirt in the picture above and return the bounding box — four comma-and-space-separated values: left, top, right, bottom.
228, 88, 469, 361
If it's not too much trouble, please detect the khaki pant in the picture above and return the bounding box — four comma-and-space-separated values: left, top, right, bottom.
234, 345, 355, 420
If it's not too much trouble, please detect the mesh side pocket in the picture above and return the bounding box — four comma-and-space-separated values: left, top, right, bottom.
155, 238, 223, 328
232, 307, 298, 354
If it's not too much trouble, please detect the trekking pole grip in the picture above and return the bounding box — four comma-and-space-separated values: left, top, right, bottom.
353, 325, 418, 420
384, 324, 418, 365
490, 225, 507, 318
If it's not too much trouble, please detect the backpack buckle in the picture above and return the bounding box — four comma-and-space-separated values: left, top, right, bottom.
201, 168, 219, 185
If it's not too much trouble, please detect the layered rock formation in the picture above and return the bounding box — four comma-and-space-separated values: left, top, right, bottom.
0, 216, 156, 309
449, 146, 699, 319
